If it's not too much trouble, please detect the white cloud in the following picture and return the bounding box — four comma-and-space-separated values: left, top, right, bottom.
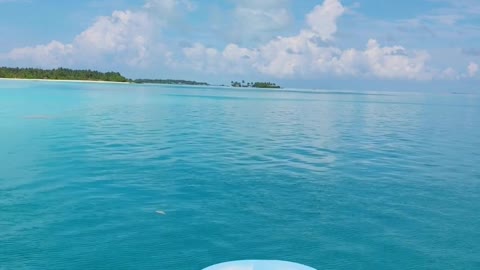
4, 0, 191, 69
356, 39, 431, 80
441, 67, 459, 79
467, 62, 478, 77
177, 0, 432, 80
1, 0, 471, 82
72, 10, 152, 66
8, 41, 74, 67
434, 61, 480, 80
181, 43, 221, 73
252, 31, 338, 77
306, 0, 345, 41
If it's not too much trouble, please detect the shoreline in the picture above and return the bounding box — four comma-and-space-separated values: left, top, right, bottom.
0, 78, 130, 84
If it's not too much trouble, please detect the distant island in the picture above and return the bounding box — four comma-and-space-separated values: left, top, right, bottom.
231, 80, 281, 89
0, 67, 208, 86
0, 67, 129, 82
133, 79, 208, 86
0, 67, 281, 89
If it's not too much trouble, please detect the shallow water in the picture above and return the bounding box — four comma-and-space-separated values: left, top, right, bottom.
1, 81, 479, 269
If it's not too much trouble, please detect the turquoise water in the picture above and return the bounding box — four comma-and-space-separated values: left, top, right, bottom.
1, 81, 479, 269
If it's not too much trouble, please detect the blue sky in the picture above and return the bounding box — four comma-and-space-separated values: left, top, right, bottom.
0, 0, 479, 90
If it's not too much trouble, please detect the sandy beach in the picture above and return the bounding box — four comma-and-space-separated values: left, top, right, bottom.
0, 78, 130, 84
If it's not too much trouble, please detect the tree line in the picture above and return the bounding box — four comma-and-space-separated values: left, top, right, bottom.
231, 80, 281, 89
0, 67, 129, 82
133, 79, 208, 85
0, 67, 282, 88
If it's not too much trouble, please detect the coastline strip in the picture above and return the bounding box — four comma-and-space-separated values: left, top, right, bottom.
0, 78, 130, 85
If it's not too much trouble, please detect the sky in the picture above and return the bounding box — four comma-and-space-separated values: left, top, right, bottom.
0, 0, 479, 90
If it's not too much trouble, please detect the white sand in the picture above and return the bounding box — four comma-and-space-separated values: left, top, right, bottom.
0, 78, 130, 84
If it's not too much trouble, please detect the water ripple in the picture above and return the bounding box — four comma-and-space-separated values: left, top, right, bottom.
1, 83, 479, 269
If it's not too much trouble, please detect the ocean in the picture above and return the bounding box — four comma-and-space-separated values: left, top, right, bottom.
1, 81, 479, 269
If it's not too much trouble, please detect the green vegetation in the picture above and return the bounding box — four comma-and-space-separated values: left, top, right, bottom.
133, 79, 208, 86
0, 67, 281, 89
0, 67, 129, 82
0, 67, 211, 85
231, 80, 281, 89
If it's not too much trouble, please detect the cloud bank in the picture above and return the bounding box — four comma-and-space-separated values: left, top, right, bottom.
1, 0, 478, 81
175, 0, 433, 80
5, 0, 193, 68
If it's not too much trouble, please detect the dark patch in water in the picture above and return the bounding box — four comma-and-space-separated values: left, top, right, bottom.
23, 115, 53, 120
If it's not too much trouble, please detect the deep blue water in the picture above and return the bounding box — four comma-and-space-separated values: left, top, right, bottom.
1, 81, 479, 269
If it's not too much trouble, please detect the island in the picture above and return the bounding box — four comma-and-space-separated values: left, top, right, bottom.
0, 67, 211, 86
231, 80, 281, 89
0, 67, 282, 89
0, 67, 129, 82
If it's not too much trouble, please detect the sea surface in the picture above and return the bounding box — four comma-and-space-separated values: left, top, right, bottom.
1, 81, 479, 270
